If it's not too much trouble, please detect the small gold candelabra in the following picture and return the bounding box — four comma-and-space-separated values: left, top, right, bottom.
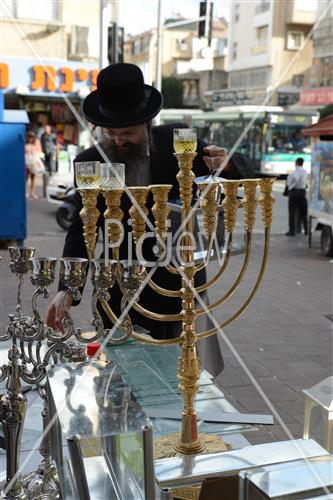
76, 143, 275, 456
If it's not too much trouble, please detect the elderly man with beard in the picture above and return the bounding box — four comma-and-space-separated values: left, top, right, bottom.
46, 63, 254, 377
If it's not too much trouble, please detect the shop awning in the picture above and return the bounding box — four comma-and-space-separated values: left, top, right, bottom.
302, 114, 333, 137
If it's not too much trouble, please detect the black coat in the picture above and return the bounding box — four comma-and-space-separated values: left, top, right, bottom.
60, 123, 254, 338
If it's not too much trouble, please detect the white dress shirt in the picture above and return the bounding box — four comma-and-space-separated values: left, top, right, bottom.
287, 166, 307, 190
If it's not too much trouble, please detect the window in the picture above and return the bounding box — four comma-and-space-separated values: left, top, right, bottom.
234, 3, 240, 22
232, 42, 238, 60
230, 68, 269, 89
295, 0, 317, 12
255, 1, 271, 15
216, 38, 227, 55
287, 31, 304, 50
176, 38, 189, 52
0, 1, 15, 17
141, 36, 150, 53
292, 74, 304, 87
132, 39, 141, 56
72, 26, 89, 55
256, 26, 268, 43
16, 0, 59, 21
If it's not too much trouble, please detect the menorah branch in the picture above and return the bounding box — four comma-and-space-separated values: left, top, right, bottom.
195, 232, 233, 293
143, 271, 182, 297
78, 188, 100, 260
196, 228, 271, 340
195, 230, 252, 316
100, 299, 181, 345
129, 301, 183, 322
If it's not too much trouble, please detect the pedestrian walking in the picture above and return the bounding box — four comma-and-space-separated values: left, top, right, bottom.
25, 131, 44, 199
40, 124, 57, 174
286, 157, 308, 236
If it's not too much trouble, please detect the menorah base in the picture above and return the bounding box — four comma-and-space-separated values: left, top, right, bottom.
0, 482, 28, 500
154, 432, 232, 459
22, 460, 60, 499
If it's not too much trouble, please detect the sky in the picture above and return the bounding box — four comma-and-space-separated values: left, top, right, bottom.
118, 0, 231, 36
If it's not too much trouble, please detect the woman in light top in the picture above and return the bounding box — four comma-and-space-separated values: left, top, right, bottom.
25, 131, 43, 199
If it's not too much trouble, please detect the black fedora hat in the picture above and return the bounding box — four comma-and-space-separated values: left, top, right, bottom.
82, 63, 163, 128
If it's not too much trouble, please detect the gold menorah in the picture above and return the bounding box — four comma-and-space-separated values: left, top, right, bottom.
76, 152, 274, 456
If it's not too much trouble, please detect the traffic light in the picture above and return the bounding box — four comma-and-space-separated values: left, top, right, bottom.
198, 1, 207, 38
107, 22, 124, 64
198, 1, 214, 45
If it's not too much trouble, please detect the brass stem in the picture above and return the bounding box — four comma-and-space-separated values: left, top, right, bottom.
196, 228, 270, 340
195, 231, 252, 316
128, 187, 149, 243
150, 184, 173, 239
100, 300, 180, 345
197, 182, 218, 240
102, 189, 124, 247
195, 232, 233, 293
165, 263, 181, 275
174, 152, 204, 454
78, 189, 100, 260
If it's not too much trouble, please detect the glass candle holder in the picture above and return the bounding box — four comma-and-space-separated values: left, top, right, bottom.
75, 161, 101, 189
100, 163, 125, 190
173, 128, 197, 153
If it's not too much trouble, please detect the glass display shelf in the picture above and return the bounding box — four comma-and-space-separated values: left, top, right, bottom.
105, 342, 254, 437
47, 360, 156, 499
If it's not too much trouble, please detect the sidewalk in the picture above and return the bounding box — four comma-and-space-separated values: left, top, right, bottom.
1, 188, 332, 468
213, 230, 332, 446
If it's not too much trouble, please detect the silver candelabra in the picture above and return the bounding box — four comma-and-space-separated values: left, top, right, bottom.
0, 248, 130, 499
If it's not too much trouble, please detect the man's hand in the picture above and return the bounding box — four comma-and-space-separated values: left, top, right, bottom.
203, 145, 229, 173
46, 291, 73, 333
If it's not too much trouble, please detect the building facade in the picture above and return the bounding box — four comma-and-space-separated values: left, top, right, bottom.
299, 0, 333, 108
0, 0, 104, 146
124, 16, 229, 108
210, 0, 317, 108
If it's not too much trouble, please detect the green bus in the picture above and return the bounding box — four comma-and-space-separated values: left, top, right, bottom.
159, 106, 318, 176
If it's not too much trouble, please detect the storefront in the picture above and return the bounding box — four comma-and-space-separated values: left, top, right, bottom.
300, 86, 333, 107
0, 56, 99, 148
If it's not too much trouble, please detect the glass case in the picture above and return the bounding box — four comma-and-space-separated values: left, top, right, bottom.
47, 360, 156, 499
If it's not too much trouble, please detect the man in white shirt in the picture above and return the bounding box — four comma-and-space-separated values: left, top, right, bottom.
286, 157, 308, 236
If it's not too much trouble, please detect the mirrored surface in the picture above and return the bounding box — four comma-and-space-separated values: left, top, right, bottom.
247, 456, 333, 498
155, 439, 329, 488
47, 361, 150, 439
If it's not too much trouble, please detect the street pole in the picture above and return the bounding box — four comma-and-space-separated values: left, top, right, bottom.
205, 0, 211, 38
99, 0, 116, 69
155, 0, 163, 124
155, 0, 163, 92
99, 0, 104, 69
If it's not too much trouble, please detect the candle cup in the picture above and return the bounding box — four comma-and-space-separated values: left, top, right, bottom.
8, 246, 36, 275
30, 257, 58, 288
100, 163, 125, 191
118, 260, 145, 293
75, 161, 101, 190
90, 259, 117, 291
173, 128, 197, 154
59, 258, 88, 290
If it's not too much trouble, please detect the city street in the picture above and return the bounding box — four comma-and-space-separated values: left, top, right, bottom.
0, 0, 332, 495
0, 181, 331, 453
